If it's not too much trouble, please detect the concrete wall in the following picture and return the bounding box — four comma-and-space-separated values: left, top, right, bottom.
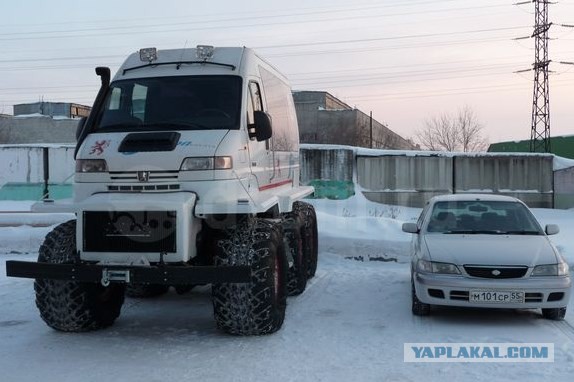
0, 115, 78, 144
0, 145, 75, 186
358, 155, 453, 207
302, 146, 567, 208
358, 154, 554, 208
555, 166, 574, 209
14, 102, 71, 117
300, 148, 354, 183
454, 155, 554, 208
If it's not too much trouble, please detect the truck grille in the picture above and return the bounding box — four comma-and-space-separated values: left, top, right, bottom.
108, 184, 180, 192
464, 266, 528, 279
83, 211, 177, 253
109, 170, 179, 182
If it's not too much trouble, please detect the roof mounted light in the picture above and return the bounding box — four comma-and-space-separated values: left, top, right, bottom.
139, 47, 157, 63
196, 45, 214, 61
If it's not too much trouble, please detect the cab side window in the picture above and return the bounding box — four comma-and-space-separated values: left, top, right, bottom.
247, 81, 263, 126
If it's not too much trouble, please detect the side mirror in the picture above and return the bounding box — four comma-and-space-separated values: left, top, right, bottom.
402, 222, 419, 234
253, 111, 272, 142
76, 117, 87, 140
545, 224, 560, 236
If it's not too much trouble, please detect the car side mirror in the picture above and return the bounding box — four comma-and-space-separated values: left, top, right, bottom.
253, 111, 272, 142
545, 224, 560, 236
402, 222, 419, 234
76, 117, 87, 140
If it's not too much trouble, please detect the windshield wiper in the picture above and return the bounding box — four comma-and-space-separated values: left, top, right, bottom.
498, 230, 542, 235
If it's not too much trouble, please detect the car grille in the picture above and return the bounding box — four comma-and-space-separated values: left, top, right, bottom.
83, 211, 177, 253
464, 266, 528, 279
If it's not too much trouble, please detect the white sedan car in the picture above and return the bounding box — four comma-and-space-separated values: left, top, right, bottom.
402, 194, 571, 320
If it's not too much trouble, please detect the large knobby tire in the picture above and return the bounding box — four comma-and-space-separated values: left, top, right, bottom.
283, 211, 307, 296
294, 201, 319, 278
34, 220, 125, 332
126, 284, 170, 298
212, 218, 288, 335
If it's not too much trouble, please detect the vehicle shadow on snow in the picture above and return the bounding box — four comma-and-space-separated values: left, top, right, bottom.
108, 286, 223, 338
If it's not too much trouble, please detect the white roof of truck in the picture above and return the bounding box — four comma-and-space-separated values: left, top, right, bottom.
114, 46, 246, 81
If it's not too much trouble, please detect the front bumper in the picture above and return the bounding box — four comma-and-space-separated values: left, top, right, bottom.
6, 261, 251, 285
414, 271, 572, 309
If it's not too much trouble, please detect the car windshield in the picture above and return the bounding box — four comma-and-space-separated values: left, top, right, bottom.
425, 200, 543, 235
94, 75, 242, 132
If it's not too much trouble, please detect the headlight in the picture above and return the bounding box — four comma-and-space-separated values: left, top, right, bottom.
76, 159, 107, 173
532, 263, 569, 276
180, 156, 233, 171
417, 260, 460, 275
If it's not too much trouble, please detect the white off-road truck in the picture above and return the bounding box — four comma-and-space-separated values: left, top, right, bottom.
6, 46, 318, 335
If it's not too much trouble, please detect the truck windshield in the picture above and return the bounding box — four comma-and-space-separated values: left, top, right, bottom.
95, 75, 242, 131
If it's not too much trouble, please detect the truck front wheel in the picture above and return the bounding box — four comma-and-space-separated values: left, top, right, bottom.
34, 220, 125, 332
212, 218, 288, 335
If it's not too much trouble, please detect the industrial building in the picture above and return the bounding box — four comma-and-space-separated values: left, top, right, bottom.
488, 136, 574, 159
293, 91, 416, 150
13, 102, 91, 119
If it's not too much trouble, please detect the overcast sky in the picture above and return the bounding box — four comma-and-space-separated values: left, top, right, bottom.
1, 0, 573, 144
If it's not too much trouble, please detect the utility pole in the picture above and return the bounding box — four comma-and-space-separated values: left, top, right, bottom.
369, 111, 373, 148
530, 0, 552, 153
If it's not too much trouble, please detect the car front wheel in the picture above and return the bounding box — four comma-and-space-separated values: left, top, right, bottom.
542, 307, 566, 320
411, 278, 430, 316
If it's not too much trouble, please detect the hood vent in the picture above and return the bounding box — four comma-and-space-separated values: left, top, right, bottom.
118, 132, 181, 152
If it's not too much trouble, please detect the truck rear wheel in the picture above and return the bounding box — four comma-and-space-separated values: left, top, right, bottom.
212, 218, 288, 335
294, 201, 319, 278
34, 220, 125, 332
283, 212, 307, 296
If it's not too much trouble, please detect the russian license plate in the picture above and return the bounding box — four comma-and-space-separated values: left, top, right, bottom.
469, 290, 525, 303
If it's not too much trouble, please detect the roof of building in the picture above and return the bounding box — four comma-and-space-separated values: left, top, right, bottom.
488, 135, 574, 159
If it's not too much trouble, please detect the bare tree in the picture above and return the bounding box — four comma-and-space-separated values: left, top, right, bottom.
416, 106, 488, 152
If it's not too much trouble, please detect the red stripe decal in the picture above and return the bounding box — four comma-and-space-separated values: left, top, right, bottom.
258, 179, 292, 191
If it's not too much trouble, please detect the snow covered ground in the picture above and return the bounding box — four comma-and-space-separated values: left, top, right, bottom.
1, 197, 574, 382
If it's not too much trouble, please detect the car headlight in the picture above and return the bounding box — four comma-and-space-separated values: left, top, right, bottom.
180, 156, 233, 171
532, 263, 570, 276
76, 159, 107, 173
417, 260, 461, 275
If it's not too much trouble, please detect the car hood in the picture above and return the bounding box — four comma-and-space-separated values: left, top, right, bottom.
423, 234, 558, 267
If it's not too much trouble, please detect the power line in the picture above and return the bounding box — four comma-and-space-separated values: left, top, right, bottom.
0, 2, 507, 38
256, 26, 528, 50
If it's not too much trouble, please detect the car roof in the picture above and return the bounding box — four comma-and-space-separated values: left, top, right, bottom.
429, 193, 521, 203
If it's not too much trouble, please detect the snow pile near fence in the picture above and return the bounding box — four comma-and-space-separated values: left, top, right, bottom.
309, 194, 420, 263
